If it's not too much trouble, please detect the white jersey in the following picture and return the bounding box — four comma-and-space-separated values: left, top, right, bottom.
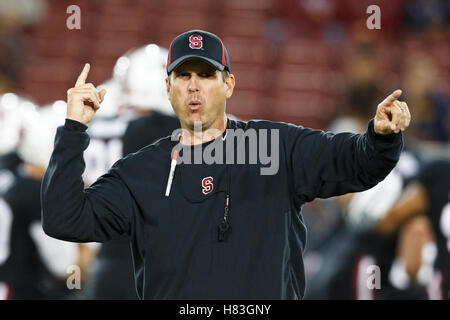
84, 116, 131, 186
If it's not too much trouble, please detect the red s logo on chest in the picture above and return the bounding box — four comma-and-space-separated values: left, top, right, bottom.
202, 176, 213, 195
189, 35, 203, 49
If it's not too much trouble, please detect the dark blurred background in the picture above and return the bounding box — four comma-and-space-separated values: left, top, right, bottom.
1, 0, 448, 137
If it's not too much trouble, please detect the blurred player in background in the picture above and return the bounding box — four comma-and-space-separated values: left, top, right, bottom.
0, 101, 79, 299
81, 44, 180, 299
377, 159, 450, 299
305, 142, 430, 299
0, 94, 33, 176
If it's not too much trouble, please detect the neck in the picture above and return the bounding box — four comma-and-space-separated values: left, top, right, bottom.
180, 114, 228, 145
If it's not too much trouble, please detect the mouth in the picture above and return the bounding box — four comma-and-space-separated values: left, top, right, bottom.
188, 100, 202, 111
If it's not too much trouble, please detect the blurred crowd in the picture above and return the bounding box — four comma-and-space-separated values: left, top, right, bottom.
0, 0, 448, 299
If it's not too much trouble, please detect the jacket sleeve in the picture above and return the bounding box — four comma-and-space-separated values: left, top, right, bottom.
41, 119, 135, 243
286, 119, 403, 203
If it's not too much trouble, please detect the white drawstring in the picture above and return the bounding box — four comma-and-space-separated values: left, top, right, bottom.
165, 149, 179, 197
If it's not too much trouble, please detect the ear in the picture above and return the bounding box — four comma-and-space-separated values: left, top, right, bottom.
224, 73, 235, 99
166, 76, 171, 98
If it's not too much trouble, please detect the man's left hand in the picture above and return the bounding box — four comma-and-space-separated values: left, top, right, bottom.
374, 89, 411, 135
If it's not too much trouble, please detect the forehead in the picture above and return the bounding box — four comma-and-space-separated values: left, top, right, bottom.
173, 59, 217, 74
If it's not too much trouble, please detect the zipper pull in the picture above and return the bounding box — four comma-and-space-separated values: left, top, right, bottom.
218, 194, 231, 242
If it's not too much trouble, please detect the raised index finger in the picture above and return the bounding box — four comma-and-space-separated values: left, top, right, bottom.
75, 63, 90, 87
383, 89, 402, 105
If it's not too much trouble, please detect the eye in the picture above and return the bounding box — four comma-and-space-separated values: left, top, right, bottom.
200, 72, 214, 78
177, 73, 190, 78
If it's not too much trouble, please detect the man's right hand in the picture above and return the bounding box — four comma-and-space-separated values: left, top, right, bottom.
66, 63, 106, 125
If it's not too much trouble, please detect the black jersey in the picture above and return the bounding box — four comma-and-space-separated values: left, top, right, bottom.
0, 152, 22, 173
42, 118, 402, 299
417, 159, 450, 299
0, 152, 23, 195
122, 111, 180, 157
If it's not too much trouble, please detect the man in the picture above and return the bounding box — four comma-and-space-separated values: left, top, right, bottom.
41, 30, 411, 299
377, 159, 450, 299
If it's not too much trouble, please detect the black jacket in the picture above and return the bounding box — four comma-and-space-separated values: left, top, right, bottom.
41, 118, 403, 299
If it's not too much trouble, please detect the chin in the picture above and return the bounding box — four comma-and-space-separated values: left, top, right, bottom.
187, 115, 203, 125
184, 119, 202, 131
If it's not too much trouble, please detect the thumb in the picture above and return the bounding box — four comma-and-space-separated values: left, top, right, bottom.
99, 89, 107, 102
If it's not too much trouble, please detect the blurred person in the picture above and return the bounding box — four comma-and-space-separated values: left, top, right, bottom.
305, 148, 428, 299
81, 44, 180, 300
0, 94, 39, 197
386, 215, 435, 298
113, 44, 176, 118
82, 79, 128, 187
377, 159, 450, 299
345, 149, 431, 300
41, 30, 410, 299
0, 93, 32, 175
0, 103, 79, 299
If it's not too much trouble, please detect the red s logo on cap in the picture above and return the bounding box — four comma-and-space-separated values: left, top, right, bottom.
189, 35, 203, 49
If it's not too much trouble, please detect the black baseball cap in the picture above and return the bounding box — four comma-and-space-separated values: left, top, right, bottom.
167, 30, 231, 74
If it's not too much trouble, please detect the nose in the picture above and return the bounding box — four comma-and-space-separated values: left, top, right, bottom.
187, 74, 200, 92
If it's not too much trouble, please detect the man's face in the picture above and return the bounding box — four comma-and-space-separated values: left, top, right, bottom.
166, 60, 234, 131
